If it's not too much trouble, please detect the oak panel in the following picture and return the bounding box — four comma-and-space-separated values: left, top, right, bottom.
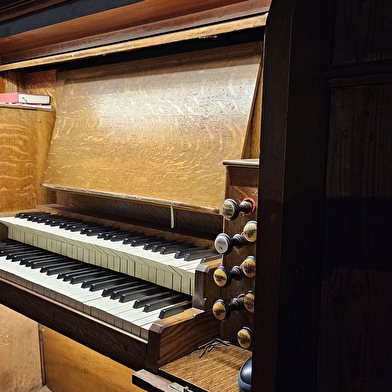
0, 106, 55, 212
319, 84, 392, 391
43, 44, 261, 212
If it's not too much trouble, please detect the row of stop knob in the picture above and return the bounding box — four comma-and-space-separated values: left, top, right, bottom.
212, 198, 257, 350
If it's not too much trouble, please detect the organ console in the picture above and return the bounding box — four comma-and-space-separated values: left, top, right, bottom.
4, 1, 389, 392
0, 1, 267, 391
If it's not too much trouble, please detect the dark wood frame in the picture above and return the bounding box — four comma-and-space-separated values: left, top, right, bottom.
253, 0, 335, 390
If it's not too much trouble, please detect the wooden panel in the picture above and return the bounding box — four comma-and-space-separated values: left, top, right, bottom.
319, 84, 392, 391
333, 0, 392, 65
24, 70, 58, 109
253, 0, 335, 390
0, 106, 55, 212
0, 305, 42, 392
42, 327, 144, 392
43, 44, 261, 213
0, 0, 269, 65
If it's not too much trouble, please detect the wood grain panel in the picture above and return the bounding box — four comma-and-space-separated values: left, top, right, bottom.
320, 84, 392, 391
333, 0, 392, 65
42, 327, 144, 392
0, 0, 269, 65
0, 305, 43, 392
43, 44, 261, 212
158, 343, 251, 392
0, 106, 55, 212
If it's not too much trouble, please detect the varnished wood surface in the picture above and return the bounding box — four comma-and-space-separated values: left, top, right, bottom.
157, 343, 251, 392
319, 84, 392, 391
43, 44, 261, 213
42, 327, 144, 392
253, 0, 335, 390
0, 15, 267, 72
0, 106, 55, 212
333, 0, 392, 65
0, 0, 270, 68
0, 306, 43, 392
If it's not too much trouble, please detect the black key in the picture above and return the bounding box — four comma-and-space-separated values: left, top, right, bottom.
66, 222, 90, 231
184, 249, 219, 261
34, 215, 54, 223
0, 239, 21, 248
57, 266, 97, 279
10, 250, 47, 262
69, 270, 110, 284
158, 300, 192, 319
43, 263, 86, 275
159, 243, 194, 255
143, 294, 187, 312
200, 254, 222, 263
30, 213, 52, 222
0, 244, 31, 255
152, 241, 181, 253
110, 282, 151, 300
45, 218, 62, 226
80, 225, 104, 234
122, 235, 152, 245
80, 273, 120, 289
16, 211, 49, 220
85, 227, 117, 237
97, 229, 122, 239
88, 277, 131, 292
102, 280, 141, 297
119, 286, 160, 303
20, 252, 58, 261
60, 220, 84, 229
24, 255, 69, 267
109, 232, 138, 242
143, 240, 174, 250
61, 266, 101, 281
133, 290, 174, 308
174, 246, 208, 259
129, 236, 157, 247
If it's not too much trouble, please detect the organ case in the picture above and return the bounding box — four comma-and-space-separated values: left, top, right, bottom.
0, 28, 264, 381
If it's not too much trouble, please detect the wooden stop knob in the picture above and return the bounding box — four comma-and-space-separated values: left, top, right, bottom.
242, 220, 257, 243
237, 326, 253, 349
240, 256, 256, 278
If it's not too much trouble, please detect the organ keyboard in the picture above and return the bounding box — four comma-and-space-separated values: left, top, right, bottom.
0, 238, 193, 340
0, 212, 219, 296
0, 207, 222, 371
